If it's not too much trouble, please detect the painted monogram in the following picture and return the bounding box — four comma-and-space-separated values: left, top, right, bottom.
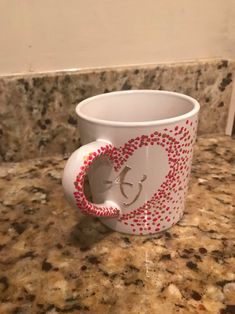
103, 166, 147, 206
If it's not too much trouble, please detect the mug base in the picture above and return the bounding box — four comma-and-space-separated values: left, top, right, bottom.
99, 211, 184, 236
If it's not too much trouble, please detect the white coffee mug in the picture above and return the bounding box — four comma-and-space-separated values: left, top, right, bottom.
62, 90, 200, 235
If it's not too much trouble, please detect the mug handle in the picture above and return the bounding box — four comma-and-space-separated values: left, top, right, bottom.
62, 140, 120, 217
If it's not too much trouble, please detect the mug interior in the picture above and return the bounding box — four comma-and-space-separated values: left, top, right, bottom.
76, 90, 199, 125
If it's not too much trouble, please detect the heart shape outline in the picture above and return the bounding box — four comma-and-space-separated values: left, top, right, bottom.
74, 119, 197, 234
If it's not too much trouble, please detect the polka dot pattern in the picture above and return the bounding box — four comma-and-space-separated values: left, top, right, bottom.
73, 143, 120, 217
73, 119, 198, 234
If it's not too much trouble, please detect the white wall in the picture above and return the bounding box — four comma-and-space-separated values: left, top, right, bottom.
0, 0, 234, 76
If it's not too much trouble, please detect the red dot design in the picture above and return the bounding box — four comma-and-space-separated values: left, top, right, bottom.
73, 143, 119, 217
73, 119, 198, 234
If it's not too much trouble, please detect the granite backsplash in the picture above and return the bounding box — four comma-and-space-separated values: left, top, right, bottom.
0, 59, 234, 162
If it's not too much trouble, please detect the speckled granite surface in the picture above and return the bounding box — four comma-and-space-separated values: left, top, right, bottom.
0, 59, 234, 162
0, 135, 234, 314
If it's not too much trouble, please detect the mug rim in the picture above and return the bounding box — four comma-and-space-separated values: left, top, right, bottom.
76, 90, 200, 127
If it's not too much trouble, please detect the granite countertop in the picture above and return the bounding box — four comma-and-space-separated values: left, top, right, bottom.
0, 135, 234, 314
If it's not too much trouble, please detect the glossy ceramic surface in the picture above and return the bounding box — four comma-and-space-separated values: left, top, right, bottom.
62, 90, 200, 234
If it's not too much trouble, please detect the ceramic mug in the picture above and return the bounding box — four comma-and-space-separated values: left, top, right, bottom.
62, 90, 200, 235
